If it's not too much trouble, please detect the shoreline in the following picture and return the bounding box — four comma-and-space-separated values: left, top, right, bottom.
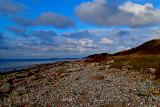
0, 59, 82, 74
0, 57, 160, 106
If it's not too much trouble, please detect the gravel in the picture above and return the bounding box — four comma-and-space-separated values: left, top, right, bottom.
0, 60, 160, 106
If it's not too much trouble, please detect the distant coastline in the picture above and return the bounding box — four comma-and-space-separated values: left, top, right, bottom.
0, 58, 80, 73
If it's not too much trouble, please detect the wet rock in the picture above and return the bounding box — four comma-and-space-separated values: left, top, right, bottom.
0, 82, 11, 93
16, 86, 26, 95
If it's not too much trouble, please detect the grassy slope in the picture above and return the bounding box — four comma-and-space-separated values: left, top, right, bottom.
110, 55, 160, 71
115, 39, 160, 55
85, 39, 160, 76
86, 54, 160, 78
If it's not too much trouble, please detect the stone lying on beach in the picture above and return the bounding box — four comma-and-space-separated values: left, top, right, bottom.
16, 86, 26, 95
0, 82, 11, 93
99, 65, 111, 70
99, 66, 106, 70
52, 71, 69, 79
107, 101, 126, 107
149, 68, 156, 75
90, 63, 99, 67
149, 75, 157, 80
67, 67, 82, 72
107, 60, 114, 64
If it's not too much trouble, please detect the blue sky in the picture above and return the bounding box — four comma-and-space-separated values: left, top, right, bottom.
0, 0, 160, 59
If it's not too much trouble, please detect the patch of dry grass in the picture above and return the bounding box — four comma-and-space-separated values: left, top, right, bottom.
110, 55, 160, 73
89, 75, 105, 80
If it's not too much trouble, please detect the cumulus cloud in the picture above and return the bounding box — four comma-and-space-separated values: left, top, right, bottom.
0, 0, 25, 15
79, 39, 96, 48
75, 0, 160, 27
11, 12, 75, 29
100, 38, 113, 45
62, 28, 160, 53
36, 12, 75, 29
1, 27, 160, 58
64, 38, 97, 52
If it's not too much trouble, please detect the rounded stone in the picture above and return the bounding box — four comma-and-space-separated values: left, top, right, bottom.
0, 82, 11, 93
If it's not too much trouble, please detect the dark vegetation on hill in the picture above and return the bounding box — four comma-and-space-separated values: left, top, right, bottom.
86, 39, 160, 61
85, 53, 111, 62
114, 39, 160, 55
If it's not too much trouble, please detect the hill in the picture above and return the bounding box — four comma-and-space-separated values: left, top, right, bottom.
114, 39, 160, 55
85, 39, 160, 62
85, 53, 111, 62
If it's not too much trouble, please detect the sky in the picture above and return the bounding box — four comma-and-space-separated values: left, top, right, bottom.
0, 0, 160, 59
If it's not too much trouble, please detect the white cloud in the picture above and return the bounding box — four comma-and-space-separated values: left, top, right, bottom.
11, 12, 75, 29
2, 27, 160, 58
79, 39, 95, 47
119, 1, 160, 26
117, 46, 131, 51
119, 2, 154, 15
36, 12, 75, 28
100, 38, 113, 45
75, 0, 160, 27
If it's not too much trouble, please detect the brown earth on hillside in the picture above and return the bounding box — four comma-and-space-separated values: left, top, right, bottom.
85, 39, 160, 63
85, 53, 111, 62
114, 39, 160, 55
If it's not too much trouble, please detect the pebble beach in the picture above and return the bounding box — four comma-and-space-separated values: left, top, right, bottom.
0, 59, 160, 107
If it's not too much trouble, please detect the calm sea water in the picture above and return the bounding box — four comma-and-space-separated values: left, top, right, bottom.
0, 58, 78, 72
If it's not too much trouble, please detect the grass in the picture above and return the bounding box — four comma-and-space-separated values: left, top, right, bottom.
109, 55, 160, 74
85, 54, 160, 73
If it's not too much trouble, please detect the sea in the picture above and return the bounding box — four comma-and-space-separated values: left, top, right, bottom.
0, 58, 79, 73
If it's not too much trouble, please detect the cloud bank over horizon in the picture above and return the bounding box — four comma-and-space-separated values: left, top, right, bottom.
0, 0, 160, 59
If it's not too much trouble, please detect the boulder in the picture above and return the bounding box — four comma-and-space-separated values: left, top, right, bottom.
105, 65, 111, 69
149, 74, 156, 80
16, 86, 27, 95
107, 60, 114, 64
89, 63, 99, 67
67, 67, 81, 72
149, 68, 156, 75
108, 101, 126, 107
0, 82, 11, 93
